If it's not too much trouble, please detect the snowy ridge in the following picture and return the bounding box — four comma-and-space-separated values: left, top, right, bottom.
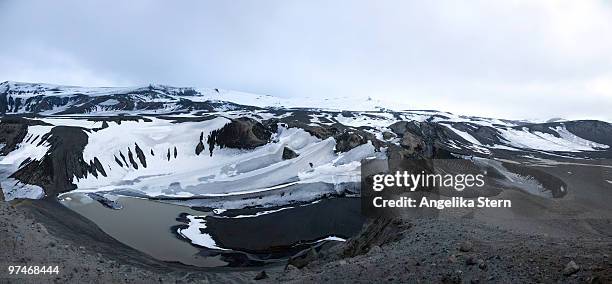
1, 81, 196, 99
1, 81, 611, 204
0, 81, 406, 113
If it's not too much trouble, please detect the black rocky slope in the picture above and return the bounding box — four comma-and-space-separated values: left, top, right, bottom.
9, 126, 106, 196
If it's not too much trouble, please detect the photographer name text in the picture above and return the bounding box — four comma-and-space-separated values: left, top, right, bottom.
370, 171, 511, 209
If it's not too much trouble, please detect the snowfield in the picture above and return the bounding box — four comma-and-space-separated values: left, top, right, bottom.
66, 117, 382, 203
1, 82, 611, 204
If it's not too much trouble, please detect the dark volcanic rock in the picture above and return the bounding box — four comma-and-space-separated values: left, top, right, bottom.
402, 121, 444, 157
564, 120, 612, 147
271, 113, 385, 151
114, 155, 123, 167
0, 117, 50, 155
471, 125, 503, 145
134, 143, 147, 168
90, 157, 107, 177
388, 120, 463, 159
127, 148, 138, 169
195, 141, 205, 155
10, 126, 97, 196
119, 151, 128, 166
282, 147, 298, 160
342, 217, 405, 258
382, 131, 395, 140
0, 87, 86, 114
0, 119, 28, 155
389, 121, 412, 136
207, 117, 272, 155
0, 92, 7, 114
195, 131, 205, 155
302, 125, 339, 140
400, 131, 425, 153
451, 122, 506, 146
334, 131, 367, 153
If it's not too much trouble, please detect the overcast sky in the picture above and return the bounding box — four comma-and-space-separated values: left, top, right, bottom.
1, 0, 611, 121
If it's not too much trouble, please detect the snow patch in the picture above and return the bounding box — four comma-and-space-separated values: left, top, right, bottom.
499, 126, 608, 152
177, 215, 228, 250
319, 236, 346, 242
99, 99, 120, 106
1, 178, 45, 201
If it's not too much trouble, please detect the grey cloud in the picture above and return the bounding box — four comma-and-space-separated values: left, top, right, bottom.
1, 0, 611, 120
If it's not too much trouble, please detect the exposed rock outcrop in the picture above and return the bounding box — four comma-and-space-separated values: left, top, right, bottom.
564, 120, 612, 147
0, 117, 50, 155
342, 217, 406, 258
195, 141, 205, 155
127, 148, 138, 169
195, 131, 205, 155
0, 119, 29, 155
388, 120, 459, 159
282, 147, 299, 160
10, 126, 103, 196
134, 143, 147, 168
334, 131, 367, 153
207, 117, 273, 156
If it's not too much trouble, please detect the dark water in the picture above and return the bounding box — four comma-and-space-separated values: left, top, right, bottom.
194, 197, 364, 258
60, 193, 364, 267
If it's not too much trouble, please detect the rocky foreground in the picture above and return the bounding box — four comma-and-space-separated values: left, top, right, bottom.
0, 191, 260, 283
267, 217, 611, 283
2, 188, 610, 283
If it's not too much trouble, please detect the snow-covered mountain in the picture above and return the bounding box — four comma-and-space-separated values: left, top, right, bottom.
1, 81, 611, 204
0, 81, 401, 114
